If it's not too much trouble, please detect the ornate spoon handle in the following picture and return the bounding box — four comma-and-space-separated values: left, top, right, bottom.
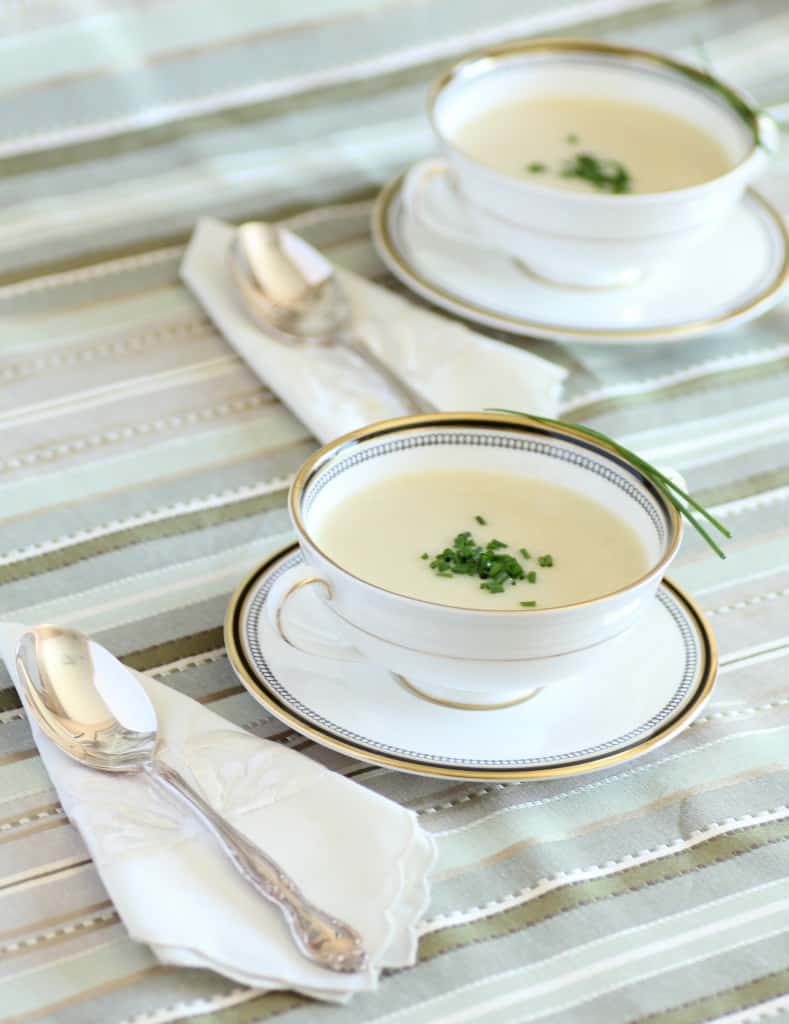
145, 759, 368, 973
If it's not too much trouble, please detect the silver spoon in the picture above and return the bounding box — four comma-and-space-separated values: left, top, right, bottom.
16, 625, 368, 974
229, 221, 435, 414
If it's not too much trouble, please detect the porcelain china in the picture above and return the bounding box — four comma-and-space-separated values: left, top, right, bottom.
274, 413, 681, 706
405, 39, 778, 288
225, 543, 717, 781
373, 174, 789, 344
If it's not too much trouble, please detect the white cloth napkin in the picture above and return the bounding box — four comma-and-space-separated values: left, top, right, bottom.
180, 217, 566, 443
1, 623, 435, 1003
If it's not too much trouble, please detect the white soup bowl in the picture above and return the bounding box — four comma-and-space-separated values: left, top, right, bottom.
403, 39, 778, 288
267, 413, 683, 708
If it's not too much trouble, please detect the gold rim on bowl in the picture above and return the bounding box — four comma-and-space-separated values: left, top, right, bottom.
288, 411, 683, 614
428, 37, 771, 200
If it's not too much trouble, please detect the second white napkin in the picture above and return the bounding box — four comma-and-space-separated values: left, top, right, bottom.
181, 217, 566, 443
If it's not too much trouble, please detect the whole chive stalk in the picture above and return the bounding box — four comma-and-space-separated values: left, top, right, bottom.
492, 410, 730, 559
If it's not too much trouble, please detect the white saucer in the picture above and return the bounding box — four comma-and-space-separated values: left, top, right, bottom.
225, 544, 718, 781
371, 171, 789, 345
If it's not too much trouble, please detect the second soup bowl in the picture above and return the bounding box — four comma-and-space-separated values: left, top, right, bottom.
403, 39, 777, 288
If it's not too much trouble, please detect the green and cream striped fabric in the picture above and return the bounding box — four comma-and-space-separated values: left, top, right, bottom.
1, 1, 789, 1022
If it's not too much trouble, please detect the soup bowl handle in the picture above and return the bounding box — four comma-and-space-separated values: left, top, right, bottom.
402, 158, 488, 247
269, 565, 367, 663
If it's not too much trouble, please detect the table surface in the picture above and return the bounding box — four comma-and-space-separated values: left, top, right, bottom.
2, 2, 789, 1022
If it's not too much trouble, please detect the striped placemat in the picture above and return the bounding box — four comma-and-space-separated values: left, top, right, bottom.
1, 1, 789, 1022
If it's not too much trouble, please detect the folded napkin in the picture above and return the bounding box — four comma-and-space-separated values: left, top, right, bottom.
1, 623, 435, 1002
180, 217, 566, 443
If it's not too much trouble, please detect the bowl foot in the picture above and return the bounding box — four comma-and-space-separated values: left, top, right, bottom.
395, 674, 542, 711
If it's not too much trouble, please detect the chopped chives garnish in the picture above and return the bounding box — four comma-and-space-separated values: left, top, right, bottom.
475, 515, 487, 525
420, 527, 554, 598
527, 161, 547, 173
561, 152, 631, 193
566, 133, 579, 144
538, 554, 554, 567
520, 600, 537, 607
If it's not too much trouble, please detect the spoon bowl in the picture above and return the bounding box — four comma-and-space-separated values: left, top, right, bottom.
232, 222, 350, 342
16, 626, 156, 771
230, 223, 349, 342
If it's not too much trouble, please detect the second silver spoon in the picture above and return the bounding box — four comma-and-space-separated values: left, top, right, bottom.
230, 221, 435, 414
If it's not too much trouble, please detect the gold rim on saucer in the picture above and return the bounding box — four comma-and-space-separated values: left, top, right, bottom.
224, 541, 718, 781
371, 173, 789, 344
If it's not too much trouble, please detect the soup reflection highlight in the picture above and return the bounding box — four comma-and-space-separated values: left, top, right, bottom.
312, 469, 651, 609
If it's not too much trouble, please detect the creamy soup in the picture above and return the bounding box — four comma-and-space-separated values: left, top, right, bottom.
452, 95, 732, 194
312, 470, 651, 610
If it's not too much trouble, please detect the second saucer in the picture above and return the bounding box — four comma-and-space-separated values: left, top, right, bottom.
372, 170, 789, 344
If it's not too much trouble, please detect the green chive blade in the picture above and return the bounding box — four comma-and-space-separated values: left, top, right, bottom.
488, 408, 729, 560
